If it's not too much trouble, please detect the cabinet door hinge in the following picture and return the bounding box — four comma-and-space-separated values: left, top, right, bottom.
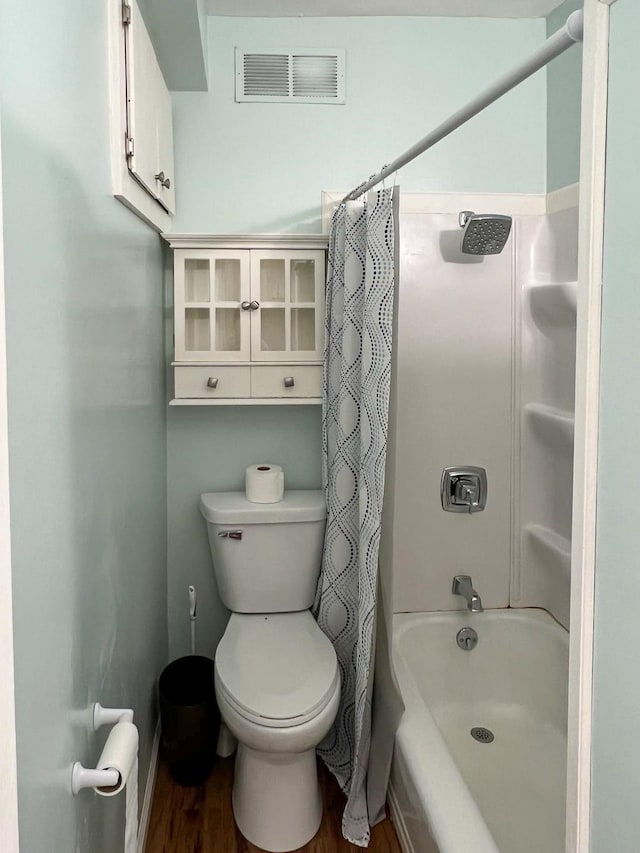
125, 135, 134, 158
122, 1, 131, 25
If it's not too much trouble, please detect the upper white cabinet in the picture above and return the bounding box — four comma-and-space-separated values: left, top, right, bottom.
165, 236, 328, 405
108, 0, 175, 229
124, 0, 175, 214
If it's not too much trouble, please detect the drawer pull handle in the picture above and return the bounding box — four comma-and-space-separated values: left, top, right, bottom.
206, 377, 219, 389
283, 376, 295, 388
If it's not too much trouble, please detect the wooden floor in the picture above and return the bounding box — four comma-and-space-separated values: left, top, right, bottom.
147, 754, 402, 853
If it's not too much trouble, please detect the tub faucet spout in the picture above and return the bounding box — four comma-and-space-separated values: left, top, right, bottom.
452, 575, 484, 613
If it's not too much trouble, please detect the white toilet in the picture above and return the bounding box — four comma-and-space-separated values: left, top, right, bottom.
199, 490, 340, 853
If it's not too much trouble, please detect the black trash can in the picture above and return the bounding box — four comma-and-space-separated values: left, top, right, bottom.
159, 655, 219, 786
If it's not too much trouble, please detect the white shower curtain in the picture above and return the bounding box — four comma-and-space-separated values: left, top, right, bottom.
314, 187, 397, 846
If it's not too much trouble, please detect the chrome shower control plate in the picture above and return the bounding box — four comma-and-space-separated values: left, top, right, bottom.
441, 466, 487, 513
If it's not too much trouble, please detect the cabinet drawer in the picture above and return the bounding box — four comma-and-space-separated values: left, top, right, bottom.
251, 366, 322, 398
174, 366, 250, 399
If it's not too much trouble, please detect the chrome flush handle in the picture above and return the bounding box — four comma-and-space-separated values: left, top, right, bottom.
217, 529, 243, 540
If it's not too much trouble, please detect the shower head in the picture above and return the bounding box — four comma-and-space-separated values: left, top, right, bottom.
459, 211, 512, 255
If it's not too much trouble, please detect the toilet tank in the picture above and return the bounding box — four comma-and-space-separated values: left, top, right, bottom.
199, 490, 327, 613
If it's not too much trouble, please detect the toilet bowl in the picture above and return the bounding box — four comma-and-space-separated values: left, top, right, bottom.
199, 490, 340, 852
214, 611, 340, 852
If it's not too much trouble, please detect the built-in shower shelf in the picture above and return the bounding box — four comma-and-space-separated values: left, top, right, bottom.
525, 402, 574, 446
525, 524, 571, 578
528, 281, 577, 328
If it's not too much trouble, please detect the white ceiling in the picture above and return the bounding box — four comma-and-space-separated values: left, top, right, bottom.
206, 1, 566, 18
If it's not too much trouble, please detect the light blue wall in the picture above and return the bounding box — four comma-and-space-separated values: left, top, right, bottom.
171, 16, 547, 234
591, 3, 640, 850
546, 0, 583, 191
0, 1, 168, 851
165, 14, 548, 659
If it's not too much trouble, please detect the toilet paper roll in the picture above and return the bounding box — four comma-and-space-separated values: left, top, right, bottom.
245, 463, 285, 503
124, 756, 138, 853
94, 720, 139, 797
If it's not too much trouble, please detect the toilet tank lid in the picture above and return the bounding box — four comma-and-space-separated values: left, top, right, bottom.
199, 490, 326, 524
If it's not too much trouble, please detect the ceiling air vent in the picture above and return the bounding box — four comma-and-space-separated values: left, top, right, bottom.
235, 48, 345, 104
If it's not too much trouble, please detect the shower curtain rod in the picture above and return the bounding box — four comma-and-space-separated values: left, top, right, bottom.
342, 8, 584, 203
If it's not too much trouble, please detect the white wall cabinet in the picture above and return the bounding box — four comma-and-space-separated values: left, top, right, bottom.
165, 236, 328, 404
108, 0, 175, 229
124, 0, 176, 214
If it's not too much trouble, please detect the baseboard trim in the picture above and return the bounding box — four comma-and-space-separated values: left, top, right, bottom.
387, 783, 414, 853
137, 720, 161, 853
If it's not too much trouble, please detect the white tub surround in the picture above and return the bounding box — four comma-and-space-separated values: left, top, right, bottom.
514, 206, 579, 628
389, 609, 569, 853
385, 196, 578, 619
391, 208, 514, 613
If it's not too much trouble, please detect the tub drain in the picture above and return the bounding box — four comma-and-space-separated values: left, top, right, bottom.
471, 727, 494, 743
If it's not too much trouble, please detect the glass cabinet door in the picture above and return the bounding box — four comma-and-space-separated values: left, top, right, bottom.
174, 250, 251, 361
250, 250, 325, 362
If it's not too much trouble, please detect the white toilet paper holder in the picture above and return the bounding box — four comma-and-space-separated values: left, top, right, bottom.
93, 702, 134, 730
71, 704, 135, 795
71, 763, 120, 795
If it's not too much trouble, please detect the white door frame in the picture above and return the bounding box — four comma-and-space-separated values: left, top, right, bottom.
0, 122, 20, 852
566, 1, 611, 851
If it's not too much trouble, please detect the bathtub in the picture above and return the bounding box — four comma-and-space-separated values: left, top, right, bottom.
388, 608, 569, 853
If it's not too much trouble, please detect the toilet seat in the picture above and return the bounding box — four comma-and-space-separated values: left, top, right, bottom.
215, 611, 339, 728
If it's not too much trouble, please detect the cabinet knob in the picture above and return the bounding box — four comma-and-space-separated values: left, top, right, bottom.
241, 301, 252, 311
206, 377, 219, 389
154, 171, 171, 189
250, 301, 260, 310
283, 376, 295, 388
